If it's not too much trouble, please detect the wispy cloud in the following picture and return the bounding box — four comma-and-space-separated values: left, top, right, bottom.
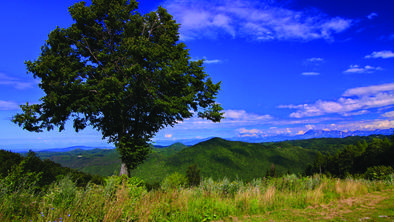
279, 83, 394, 118
204, 59, 222, 64
164, 0, 352, 41
192, 57, 222, 64
0, 73, 34, 90
365, 50, 394, 59
367, 12, 378, 20
301, 72, 320, 76
237, 128, 264, 137
343, 65, 383, 73
224, 109, 273, 122
306, 57, 324, 63
0, 100, 20, 110
343, 83, 394, 96
382, 111, 394, 118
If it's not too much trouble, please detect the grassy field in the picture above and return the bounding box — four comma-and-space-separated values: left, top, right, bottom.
1, 174, 393, 221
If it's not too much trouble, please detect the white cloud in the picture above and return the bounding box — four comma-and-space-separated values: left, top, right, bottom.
237, 128, 264, 137
224, 109, 272, 121
164, 0, 352, 41
279, 83, 394, 118
192, 57, 222, 64
382, 111, 394, 118
301, 72, 320, 76
367, 12, 378, 20
365, 50, 394, 59
342, 110, 369, 116
204, 59, 221, 64
306, 57, 324, 63
0, 73, 34, 90
343, 83, 394, 96
343, 64, 383, 73
0, 100, 20, 110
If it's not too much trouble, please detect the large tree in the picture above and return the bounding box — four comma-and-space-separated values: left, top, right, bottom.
12, 0, 223, 176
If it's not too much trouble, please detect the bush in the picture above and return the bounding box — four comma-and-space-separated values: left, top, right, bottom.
161, 172, 187, 190
186, 164, 201, 187
364, 165, 394, 180
44, 174, 77, 208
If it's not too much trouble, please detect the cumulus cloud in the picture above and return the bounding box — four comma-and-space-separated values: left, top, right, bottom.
165, 134, 173, 138
0, 100, 20, 110
365, 50, 394, 59
164, 0, 352, 41
343, 65, 383, 73
279, 83, 394, 118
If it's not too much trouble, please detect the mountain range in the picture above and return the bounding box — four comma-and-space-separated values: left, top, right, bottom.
156, 128, 394, 145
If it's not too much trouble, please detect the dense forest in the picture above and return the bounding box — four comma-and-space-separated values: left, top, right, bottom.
2, 134, 393, 191
305, 135, 394, 179
0, 149, 104, 191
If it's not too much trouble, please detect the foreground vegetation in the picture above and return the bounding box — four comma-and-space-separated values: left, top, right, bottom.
2, 135, 393, 221
1, 172, 393, 221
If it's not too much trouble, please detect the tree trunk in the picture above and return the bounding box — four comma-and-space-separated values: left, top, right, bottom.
119, 162, 129, 177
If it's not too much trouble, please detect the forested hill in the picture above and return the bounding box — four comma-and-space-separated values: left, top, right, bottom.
24, 135, 392, 183
130, 137, 317, 182
272, 134, 391, 154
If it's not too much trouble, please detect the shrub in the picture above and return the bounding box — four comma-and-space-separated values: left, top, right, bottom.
45, 174, 77, 208
364, 165, 394, 180
186, 164, 201, 187
161, 172, 187, 190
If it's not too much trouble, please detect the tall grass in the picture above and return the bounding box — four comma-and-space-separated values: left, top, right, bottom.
0, 174, 392, 221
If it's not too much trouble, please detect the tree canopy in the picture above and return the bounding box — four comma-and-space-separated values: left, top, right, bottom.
12, 0, 223, 175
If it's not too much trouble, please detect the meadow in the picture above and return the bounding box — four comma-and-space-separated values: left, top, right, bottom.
1, 173, 393, 221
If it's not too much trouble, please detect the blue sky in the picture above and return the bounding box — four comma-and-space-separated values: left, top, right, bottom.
1, 0, 394, 150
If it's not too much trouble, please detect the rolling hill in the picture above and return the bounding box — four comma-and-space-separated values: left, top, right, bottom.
33, 135, 392, 183
130, 138, 317, 183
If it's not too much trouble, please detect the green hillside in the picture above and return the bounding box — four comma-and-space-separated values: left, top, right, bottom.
130, 138, 317, 183
38, 148, 121, 176
37, 143, 188, 176
282, 135, 390, 154
35, 135, 390, 183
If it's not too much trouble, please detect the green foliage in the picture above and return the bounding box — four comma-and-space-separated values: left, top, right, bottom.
186, 163, 201, 187
364, 166, 394, 180
1, 173, 392, 221
44, 174, 77, 208
161, 172, 187, 190
0, 160, 41, 219
306, 136, 394, 178
265, 163, 277, 178
0, 149, 104, 191
131, 138, 317, 183
0, 159, 42, 195
12, 0, 223, 174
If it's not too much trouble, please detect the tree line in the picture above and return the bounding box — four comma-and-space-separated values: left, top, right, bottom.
305, 135, 394, 178
0, 149, 104, 191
